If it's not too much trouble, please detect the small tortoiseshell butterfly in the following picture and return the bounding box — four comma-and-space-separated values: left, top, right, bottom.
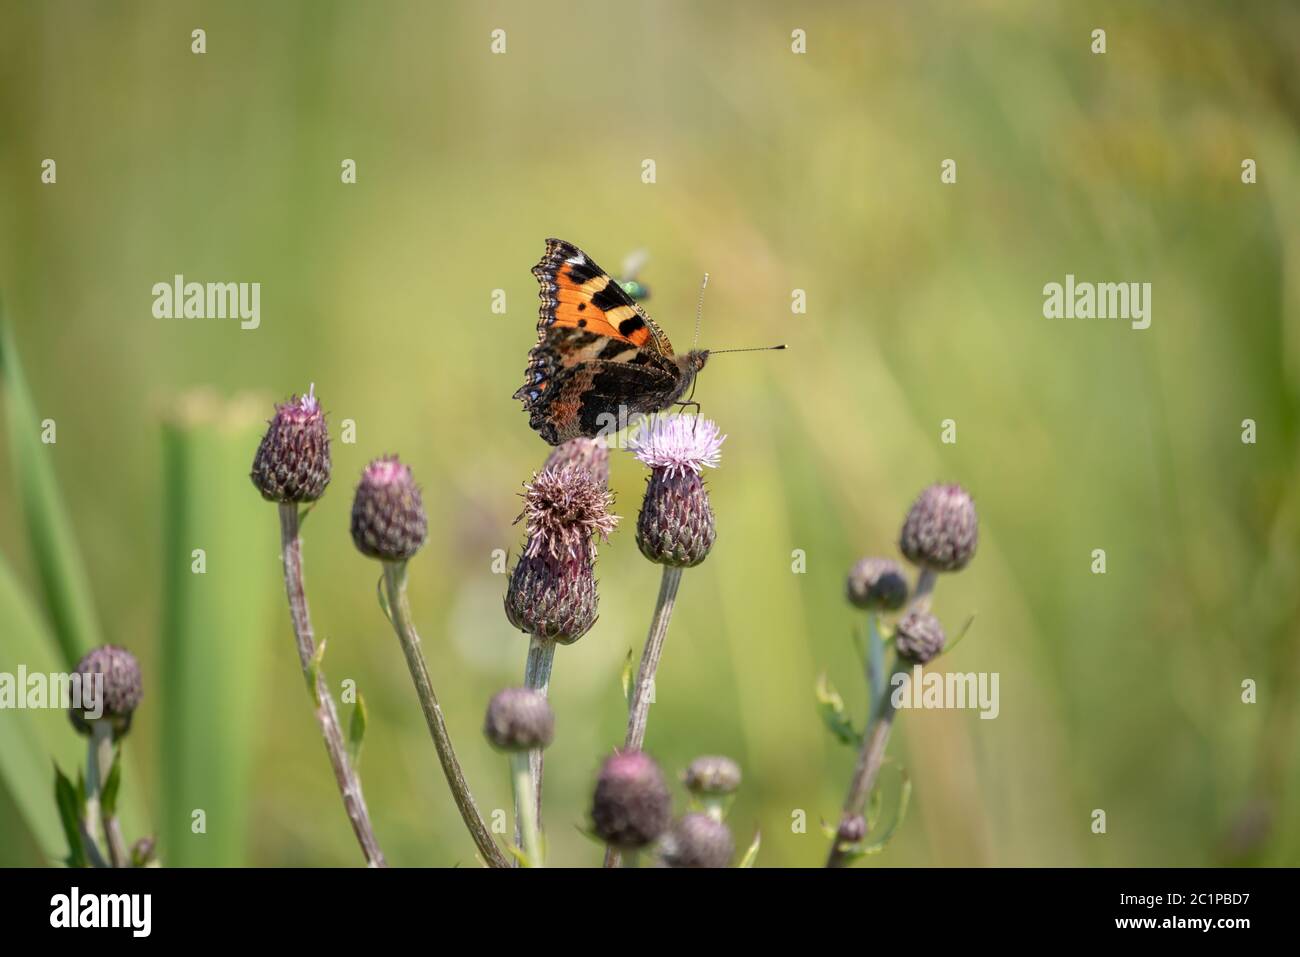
516, 238, 712, 445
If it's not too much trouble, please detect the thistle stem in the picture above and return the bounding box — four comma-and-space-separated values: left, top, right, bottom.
826, 653, 907, 868
517, 636, 555, 861
605, 563, 683, 867
511, 753, 543, 867
86, 726, 127, 867
278, 503, 387, 868
380, 561, 508, 868
826, 566, 938, 868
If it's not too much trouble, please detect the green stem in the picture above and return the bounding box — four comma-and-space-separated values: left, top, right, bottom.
605, 563, 684, 868
511, 753, 542, 867
517, 636, 554, 863
81, 723, 113, 868
381, 562, 508, 868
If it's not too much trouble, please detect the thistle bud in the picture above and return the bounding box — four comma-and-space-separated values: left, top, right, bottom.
504, 550, 599, 644
894, 610, 946, 664
544, 437, 610, 487
659, 813, 734, 868
636, 469, 716, 567
250, 386, 331, 503
68, 645, 143, 740
836, 814, 867, 845
591, 750, 672, 849
899, 483, 978, 572
845, 557, 909, 611
483, 687, 555, 752
683, 755, 742, 797
130, 836, 158, 867
350, 456, 428, 562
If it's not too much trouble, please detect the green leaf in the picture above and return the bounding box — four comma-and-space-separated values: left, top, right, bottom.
100, 751, 122, 817
0, 304, 104, 665
504, 842, 531, 867
620, 647, 635, 701
306, 639, 327, 704
815, 673, 861, 746
53, 765, 86, 868
159, 394, 277, 866
347, 692, 368, 767
738, 828, 761, 868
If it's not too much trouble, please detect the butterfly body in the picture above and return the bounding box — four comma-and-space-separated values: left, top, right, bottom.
516, 238, 708, 445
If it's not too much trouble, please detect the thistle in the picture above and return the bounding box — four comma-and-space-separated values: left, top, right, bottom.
253, 387, 386, 867
352, 457, 506, 868
608, 415, 726, 867
68, 645, 142, 741
250, 385, 331, 503
826, 482, 980, 868
591, 750, 673, 854
484, 688, 556, 867
899, 483, 979, 574
503, 459, 619, 862
659, 812, 735, 869
845, 557, 909, 612
350, 456, 428, 562
630, 416, 722, 567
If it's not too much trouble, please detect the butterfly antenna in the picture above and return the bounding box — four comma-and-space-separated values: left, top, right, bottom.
693, 273, 709, 351
708, 344, 788, 355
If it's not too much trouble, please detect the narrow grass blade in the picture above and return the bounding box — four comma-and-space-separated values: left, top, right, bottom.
159, 391, 276, 866
0, 303, 104, 665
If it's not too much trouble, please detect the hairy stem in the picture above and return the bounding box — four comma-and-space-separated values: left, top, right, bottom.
605, 563, 684, 867
511, 753, 543, 867
381, 561, 508, 868
278, 503, 387, 868
81, 723, 113, 868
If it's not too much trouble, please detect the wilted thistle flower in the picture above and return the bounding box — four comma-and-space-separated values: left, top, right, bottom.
659, 813, 735, 868
68, 645, 142, 740
894, 609, 946, 664
483, 687, 555, 753
544, 437, 610, 487
350, 456, 428, 562
591, 750, 673, 849
899, 483, 979, 572
250, 385, 331, 503
845, 557, 909, 611
630, 416, 723, 567
504, 466, 617, 644
683, 755, 742, 797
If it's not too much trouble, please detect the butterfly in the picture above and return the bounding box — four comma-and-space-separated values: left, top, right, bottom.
515, 238, 709, 445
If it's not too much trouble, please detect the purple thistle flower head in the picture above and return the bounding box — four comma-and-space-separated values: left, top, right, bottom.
350, 455, 428, 562
250, 384, 331, 503
518, 465, 618, 561
628, 416, 725, 478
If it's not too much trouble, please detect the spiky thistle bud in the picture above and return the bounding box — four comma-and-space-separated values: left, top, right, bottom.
483, 687, 555, 752
68, 645, 143, 740
630, 416, 724, 567
683, 755, 743, 797
845, 557, 909, 611
350, 456, 428, 562
659, 813, 735, 868
504, 466, 617, 644
591, 750, 672, 849
894, 609, 946, 664
250, 385, 331, 503
899, 483, 979, 572
544, 437, 610, 487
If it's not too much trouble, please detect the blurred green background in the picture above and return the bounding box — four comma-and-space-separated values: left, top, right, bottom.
1, 0, 1298, 866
